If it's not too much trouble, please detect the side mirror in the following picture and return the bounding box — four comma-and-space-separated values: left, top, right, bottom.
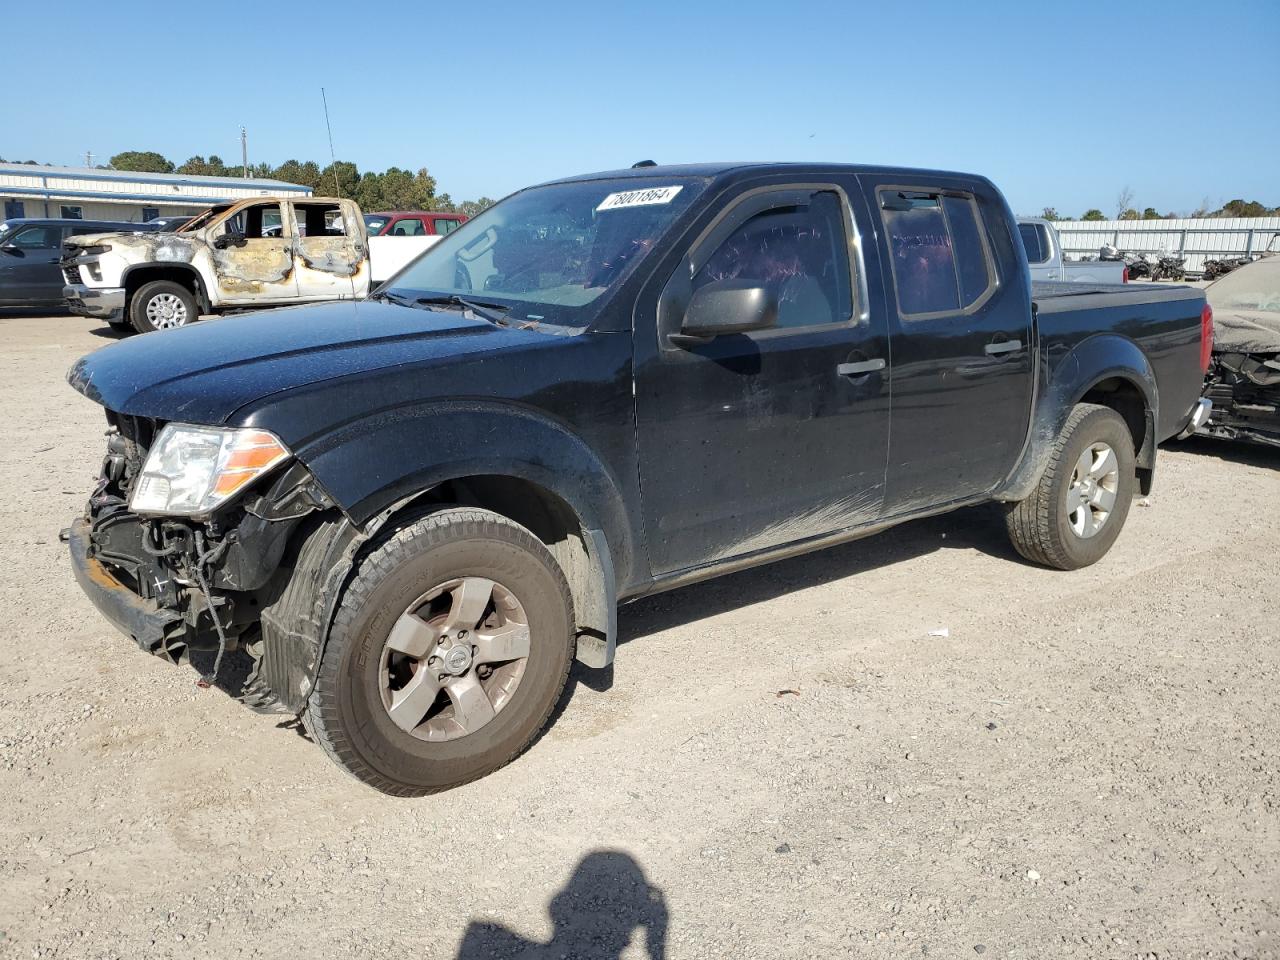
0, 244, 21, 256
214, 233, 246, 250
674, 278, 777, 346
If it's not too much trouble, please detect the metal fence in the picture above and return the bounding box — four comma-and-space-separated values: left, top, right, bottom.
1050, 217, 1280, 275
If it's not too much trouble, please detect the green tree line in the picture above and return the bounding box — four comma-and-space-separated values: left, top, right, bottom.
1039, 198, 1278, 222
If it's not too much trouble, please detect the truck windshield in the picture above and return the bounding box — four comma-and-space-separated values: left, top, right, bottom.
179, 205, 228, 233
381, 177, 704, 326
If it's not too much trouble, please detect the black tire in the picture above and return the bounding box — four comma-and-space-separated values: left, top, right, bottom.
1005, 403, 1137, 570
304, 507, 575, 796
129, 280, 196, 333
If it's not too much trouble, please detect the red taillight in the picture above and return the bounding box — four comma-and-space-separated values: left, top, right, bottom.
1122, 266, 1129, 283
1200, 303, 1214, 373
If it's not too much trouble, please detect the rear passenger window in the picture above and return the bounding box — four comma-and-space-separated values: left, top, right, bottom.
693, 190, 852, 329
1017, 221, 1048, 264
288, 202, 347, 237
879, 194, 958, 315
944, 197, 993, 305
390, 218, 425, 236
879, 189, 996, 317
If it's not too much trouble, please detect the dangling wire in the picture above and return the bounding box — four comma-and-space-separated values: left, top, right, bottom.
193, 529, 231, 688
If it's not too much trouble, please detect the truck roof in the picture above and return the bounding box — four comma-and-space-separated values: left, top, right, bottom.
367, 210, 465, 217
202, 196, 345, 206
544, 161, 993, 186
1, 217, 156, 229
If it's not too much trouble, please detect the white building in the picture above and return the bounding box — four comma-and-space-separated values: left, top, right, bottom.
0, 162, 312, 224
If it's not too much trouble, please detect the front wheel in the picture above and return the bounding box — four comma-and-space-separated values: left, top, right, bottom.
1005, 403, 1137, 570
130, 280, 196, 333
304, 508, 575, 796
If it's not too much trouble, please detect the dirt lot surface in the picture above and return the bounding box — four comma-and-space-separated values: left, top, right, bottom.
0, 313, 1276, 960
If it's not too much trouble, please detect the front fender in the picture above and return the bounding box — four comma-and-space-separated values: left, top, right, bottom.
293, 399, 637, 587
1000, 334, 1158, 501
121, 261, 211, 311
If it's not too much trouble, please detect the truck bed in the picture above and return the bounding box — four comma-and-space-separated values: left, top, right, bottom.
1031, 281, 1206, 444
1031, 280, 1202, 308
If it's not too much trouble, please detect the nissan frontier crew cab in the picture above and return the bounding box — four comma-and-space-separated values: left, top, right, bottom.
65, 162, 1214, 796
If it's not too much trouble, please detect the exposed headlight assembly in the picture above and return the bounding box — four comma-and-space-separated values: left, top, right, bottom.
129, 424, 290, 517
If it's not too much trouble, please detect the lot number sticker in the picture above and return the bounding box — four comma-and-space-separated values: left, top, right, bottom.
596, 186, 683, 212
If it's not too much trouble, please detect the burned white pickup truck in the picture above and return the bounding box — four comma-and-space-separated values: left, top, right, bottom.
61, 196, 433, 332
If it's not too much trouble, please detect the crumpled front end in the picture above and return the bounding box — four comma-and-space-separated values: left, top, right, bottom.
1202, 352, 1280, 447
67, 409, 338, 708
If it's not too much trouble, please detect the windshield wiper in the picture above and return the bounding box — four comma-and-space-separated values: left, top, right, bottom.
371, 290, 415, 307
414, 294, 512, 327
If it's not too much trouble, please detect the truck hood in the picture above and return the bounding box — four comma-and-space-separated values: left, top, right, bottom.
67, 299, 560, 424
64, 231, 168, 250
1213, 308, 1280, 355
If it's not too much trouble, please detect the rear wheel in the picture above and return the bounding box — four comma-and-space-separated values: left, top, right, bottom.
130, 280, 196, 333
304, 508, 575, 796
1005, 403, 1137, 570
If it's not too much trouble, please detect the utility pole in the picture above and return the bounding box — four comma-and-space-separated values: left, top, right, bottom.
84, 151, 93, 167
241, 126, 248, 178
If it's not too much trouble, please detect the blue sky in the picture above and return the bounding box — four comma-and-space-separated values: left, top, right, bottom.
2, 0, 1275, 216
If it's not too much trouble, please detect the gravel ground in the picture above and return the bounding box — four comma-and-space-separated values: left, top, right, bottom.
0, 313, 1276, 960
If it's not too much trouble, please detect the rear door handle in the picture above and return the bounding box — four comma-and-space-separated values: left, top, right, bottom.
837, 358, 886, 376
984, 339, 1023, 356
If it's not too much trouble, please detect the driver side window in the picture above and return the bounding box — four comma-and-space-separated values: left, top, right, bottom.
8, 226, 61, 249
692, 191, 853, 329
222, 203, 284, 240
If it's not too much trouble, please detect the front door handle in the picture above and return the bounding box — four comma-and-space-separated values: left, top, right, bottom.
837, 358, 886, 376
984, 339, 1023, 356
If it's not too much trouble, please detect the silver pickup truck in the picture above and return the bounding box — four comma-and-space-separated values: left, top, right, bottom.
1018, 217, 1128, 284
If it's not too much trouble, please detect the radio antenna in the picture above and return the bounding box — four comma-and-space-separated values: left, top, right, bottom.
321, 87, 341, 198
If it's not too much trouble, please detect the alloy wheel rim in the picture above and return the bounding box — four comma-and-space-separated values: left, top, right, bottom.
146, 293, 188, 328
1067, 441, 1120, 539
378, 576, 530, 742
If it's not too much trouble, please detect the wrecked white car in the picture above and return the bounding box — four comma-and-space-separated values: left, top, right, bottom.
61, 196, 432, 333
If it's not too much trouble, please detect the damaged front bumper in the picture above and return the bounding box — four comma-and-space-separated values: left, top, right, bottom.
66, 518, 184, 652
66, 426, 342, 711
64, 284, 126, 321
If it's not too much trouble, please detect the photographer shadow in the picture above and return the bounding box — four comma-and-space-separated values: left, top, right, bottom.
457, 849, 667, 959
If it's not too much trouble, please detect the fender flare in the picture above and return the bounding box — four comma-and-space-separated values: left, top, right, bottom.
292, 401, 634, 671
1000, 334, 1159, 501
121, 262, 212, 313
297, 401, 634, 558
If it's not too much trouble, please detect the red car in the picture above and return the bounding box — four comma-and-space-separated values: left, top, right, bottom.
363, 211, 467, 237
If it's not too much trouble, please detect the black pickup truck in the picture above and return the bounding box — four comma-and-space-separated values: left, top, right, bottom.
65, 162, 1213, 795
